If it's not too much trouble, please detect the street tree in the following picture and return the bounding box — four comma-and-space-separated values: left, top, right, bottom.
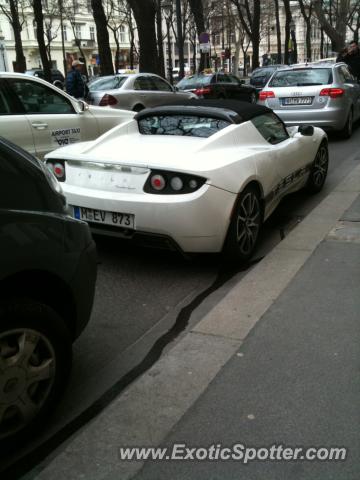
312, 0, 350, 51
298, 0, 313, 62
128, 0, 160, 73
32, 0, 52, 81
273, 0, 282, 64
64, 0, 89, 77
230, 0, 261, 70
91, 0, 114, 75
105, 0, 128, 73
0, 0, 27, 72
187, 0, 207, 71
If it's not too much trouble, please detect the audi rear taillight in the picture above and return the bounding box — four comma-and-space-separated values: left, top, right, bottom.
99, 94, 118, 106
319, 88, 345, 98
259, 90, 275, 101
194, 87, 212, 96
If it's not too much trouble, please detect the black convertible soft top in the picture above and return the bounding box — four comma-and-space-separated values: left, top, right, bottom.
135, 99, 272, 125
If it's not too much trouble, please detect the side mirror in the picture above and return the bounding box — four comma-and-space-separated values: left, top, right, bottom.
173, 85, 179, 92
78, 100, 89, 112
298, 125, 314, 136
239, 79, 246, 85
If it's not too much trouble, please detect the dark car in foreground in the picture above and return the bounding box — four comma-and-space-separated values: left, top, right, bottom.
176, 73, 258, 103
0, 137, 97, 445
25, 68, 65, 89
249, 65, 283, 92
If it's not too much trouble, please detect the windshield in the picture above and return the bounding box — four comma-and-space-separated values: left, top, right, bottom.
252, 68, 276, 78
269, 68, 332, 87
89, 76, 128, 91
138, 114, 230, 138
177, 75, 212, 90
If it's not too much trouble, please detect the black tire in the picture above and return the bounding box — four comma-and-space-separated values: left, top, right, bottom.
0, 300, 72, 447
132, 104, 145, 112
339, 108, 353, 139
306, 141, 329, 193
222, 185, 262, 262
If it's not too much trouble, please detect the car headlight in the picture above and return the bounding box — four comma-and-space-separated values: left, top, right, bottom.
144, 170, 207, 195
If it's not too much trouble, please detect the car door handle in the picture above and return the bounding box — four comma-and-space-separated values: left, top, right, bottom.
31, 122, 48, 130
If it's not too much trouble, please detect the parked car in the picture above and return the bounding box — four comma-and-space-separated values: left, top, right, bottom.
176, 72, 258, 103
0, 73, 134, 158
249, 64, 283, 92
45, 99, 328, 262
258, 62, 360, 138
0, 136, 97, 445
25, 68, 65, 90
86, 73, 197, 111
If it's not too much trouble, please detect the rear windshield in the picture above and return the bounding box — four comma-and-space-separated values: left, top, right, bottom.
138, 114, 230, 138
252, 68, 276, 78
89, 76, 127, 91
177, 75, 212, 89
269, 68, 332, 87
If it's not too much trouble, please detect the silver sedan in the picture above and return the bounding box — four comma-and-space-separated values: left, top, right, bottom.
86, 73, 197, 112
258, 62, 360, 138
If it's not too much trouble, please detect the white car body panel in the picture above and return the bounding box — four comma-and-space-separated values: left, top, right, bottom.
46, 114, 326, 253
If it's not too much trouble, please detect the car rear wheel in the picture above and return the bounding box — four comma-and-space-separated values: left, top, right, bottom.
0, 300, 72, 446
306, 141, 329, 193
340, 109, 353, 139
133, 104, 145, 112
223, 185, 262, 262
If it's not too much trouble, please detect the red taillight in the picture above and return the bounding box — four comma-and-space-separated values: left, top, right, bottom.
259, 90, 275, 101
194, 87, 212, 96
150, 174, 166, 191
99, 94, 118, 106
54, 163, 64, 178
319, 88, 345, 98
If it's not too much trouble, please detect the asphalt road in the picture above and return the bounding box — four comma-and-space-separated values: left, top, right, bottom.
1, 125, 360, 477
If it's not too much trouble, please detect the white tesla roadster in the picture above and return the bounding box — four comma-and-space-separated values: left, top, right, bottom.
46, 100, 328, 261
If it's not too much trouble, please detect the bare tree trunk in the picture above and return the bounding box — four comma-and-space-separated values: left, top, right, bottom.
113, 30, 121, 73
283, 0, 291, 64
274, 0, 282, 63
91, 0, 114, 75
128, 0, 160, 73
188, 0, 207, 71
33, 0, 52, 81
6, 0, 26, 72
156, 0, 165, 77
313, 0, 348, 51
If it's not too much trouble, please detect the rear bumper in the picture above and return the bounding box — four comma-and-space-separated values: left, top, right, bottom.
63, 183, 237, 253
262, 104, 349, 130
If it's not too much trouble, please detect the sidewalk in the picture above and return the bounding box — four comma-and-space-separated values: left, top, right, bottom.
29, 164, 360, 480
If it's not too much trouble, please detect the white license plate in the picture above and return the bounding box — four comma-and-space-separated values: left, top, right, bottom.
73, 206, 135, 229
283, 96, 313, 105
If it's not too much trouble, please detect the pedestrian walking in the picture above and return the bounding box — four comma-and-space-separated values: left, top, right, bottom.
66, 60, 86, 99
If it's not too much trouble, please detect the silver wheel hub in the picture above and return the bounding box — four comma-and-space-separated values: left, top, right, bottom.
313, 146, 328, 186
236, 192, 260, 255
0, 329, 55, 439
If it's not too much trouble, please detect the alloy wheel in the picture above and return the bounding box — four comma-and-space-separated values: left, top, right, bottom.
0, 328, 56, 439
236, 191, 261, 256
311, 145, 328, 188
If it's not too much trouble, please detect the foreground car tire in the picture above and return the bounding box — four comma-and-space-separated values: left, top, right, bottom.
0, 300, 72, 446
223, 185, 262, 262
306, 141, 329, 194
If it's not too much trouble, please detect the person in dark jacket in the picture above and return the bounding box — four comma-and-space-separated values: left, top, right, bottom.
66, 60, 86, 99
344, 41, 360, 82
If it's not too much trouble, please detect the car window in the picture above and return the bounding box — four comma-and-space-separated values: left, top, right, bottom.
89, 76, 127, 91
228, 75, 241, 85
138, 114, 231, 138
0, 88, 11, 114
8, 79, 74, 114
150, 76, 173, 92
339, 66, 355, 82
133, 76, 155, 91
269, 68, 332, 87
177, 75, 212, 89
252, 113, 289, 144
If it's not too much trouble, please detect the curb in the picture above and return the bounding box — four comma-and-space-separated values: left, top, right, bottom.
34, 163, 360, 480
